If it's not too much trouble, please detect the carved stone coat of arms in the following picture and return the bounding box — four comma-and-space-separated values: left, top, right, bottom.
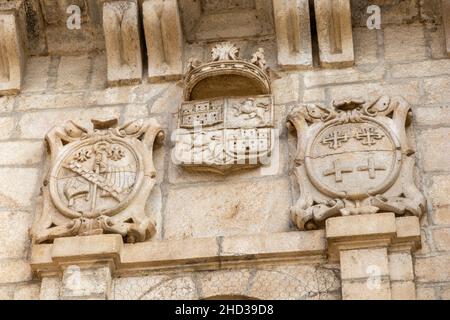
287, 96, 426, 230
31, 118, 164, 243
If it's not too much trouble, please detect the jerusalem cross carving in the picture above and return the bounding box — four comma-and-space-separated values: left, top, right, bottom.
287, 96, 426, 230
31, 117, 164, 244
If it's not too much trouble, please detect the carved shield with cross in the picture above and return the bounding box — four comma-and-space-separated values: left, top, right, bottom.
287, 96, 426, 231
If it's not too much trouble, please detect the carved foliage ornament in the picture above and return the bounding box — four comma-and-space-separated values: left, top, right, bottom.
32, 118, 164, 244
287, 96, 426, 230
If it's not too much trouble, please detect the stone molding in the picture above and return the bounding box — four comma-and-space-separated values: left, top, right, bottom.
30, 231, 327, 278
0, 0, 26, 96
443, 0, 450, 57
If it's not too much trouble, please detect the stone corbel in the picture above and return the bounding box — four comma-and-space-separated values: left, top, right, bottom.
314, 0, 354, 68
326, 213, 421, 300
142, 0, 184, 82
103, 0, 143, 86
273, 0, 313, 69
443, 0, 450, 57
0, 1, 27, 96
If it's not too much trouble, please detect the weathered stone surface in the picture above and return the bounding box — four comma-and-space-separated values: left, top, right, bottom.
428, 176, 450, 225
0, 259, 32, 284
0, 168, 38, 208
417, 128, 450, 171
340, 248, 389, 280
342, 279, 391, 300
391, 60, 450, 78
314, 0, 354, 67
103, 0, 142, 86
415, 106, 450, 126
14, 283, 40, 300
163, 178, 291, 240
353, 27, 378, 65
55, 56, 91, 91
143, 0, 184, 82
389, 252, 414, 281
22, 56, 50, 92
415, 255, 450, 282
0, 211, 32, 259
273, 0, 312, 69
432, 228, 450, 251
424, 77, 450, 104
442, 0, 450, 57
384, 24, 426, 62
0, 141, 43, 165
0, 10, 26, 96
0, 117, 16, 140
390, 281, 416, 300
61, 265, 112, 300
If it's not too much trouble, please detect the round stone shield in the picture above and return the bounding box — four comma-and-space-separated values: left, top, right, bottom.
305, 118, 402, 200
49, 136, 144, 219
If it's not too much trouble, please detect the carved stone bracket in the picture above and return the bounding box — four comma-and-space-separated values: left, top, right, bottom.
103, 0, 143, 86
314, 0, 354, 67
143, 0, 184, 82
443, 0, 450, 57
287, 96, 426, 231
0, 0, 27, 96
273, 0, 313, 69
31, 117, 164, 244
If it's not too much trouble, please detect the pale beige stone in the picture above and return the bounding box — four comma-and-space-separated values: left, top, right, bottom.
417, 128, 450, 171
273, 73, 299, 104
22, 56, 51, 92
432, 228, 450, 251
0, 260, 32, 284
0, 211, 32, 259
163, 178, 291, 240
139, 276, 197, 300
443, 0, 450, 57
303, 65, 384, 88
39, 276, 61, 300
416, 286, 437, 300
389, 252, 414, 281
143, 0, 184, 82
303, 88, 325, 102
0, 11, 26, 96
61, 265, 112, 300
18, 107, 122, 139
55, 56, 91, 91
391, 59, 450, 78
415, 106, 450, 126
273, 0, 312, 69
314, 0, 354, 68
0, 141, 43, 165
342, 279, 391, 300
0, 168, 38, 208
113, 275, 168, 300
428, 176, 450, 220
384, 24, 426, 62
429, 25, 447, 59
0, 95, 15, 113
340, 248, 389, 280
424, 77, 450, 104
103, 0, 142, 86
0, 117, 15, 140
391, 281, 416, 300
353, 27, 378, 65
415, 255, 450, 282
89, 54, 107, 90
198, 269, 252, 299
14, 283, 40, 300
16, 93, 85, 111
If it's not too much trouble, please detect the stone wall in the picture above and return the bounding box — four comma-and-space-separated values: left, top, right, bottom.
0, 0, 449, 300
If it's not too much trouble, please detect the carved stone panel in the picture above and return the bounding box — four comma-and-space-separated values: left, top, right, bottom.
31, 118, 164, 244
287, 97, 426, 230
273, 0, 313, 69
443, 0, 450, 57
314, 0, 354, 68
173, 95, 274, 174
0, 9, 26, 95
103, 0, 142, 86
142, 0, 184, 82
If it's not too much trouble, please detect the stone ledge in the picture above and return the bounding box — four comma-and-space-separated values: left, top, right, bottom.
31, 230, 326, 277
326, 213, 422, 262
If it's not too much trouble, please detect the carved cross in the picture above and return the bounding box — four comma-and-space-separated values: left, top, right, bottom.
354, 127, 384, 146
357, 157, 386, 179
323, 159, 353, 182
321, 131, 350, 150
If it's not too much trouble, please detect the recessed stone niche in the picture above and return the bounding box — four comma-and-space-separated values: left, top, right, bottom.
179, 0, 275, 42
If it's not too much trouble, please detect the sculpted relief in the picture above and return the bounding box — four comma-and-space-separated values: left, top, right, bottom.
173, 42, 274, 174
31, 118, 164, 244
287, 96, 426, 230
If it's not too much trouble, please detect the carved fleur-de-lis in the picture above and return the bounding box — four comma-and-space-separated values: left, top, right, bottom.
107, 146, 125, 161
73, 148, 92, 162
211, 42, 240, 61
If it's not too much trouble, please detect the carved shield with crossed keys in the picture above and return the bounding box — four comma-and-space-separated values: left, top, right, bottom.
31, 118, 164, 244
287, 96, 426, 231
